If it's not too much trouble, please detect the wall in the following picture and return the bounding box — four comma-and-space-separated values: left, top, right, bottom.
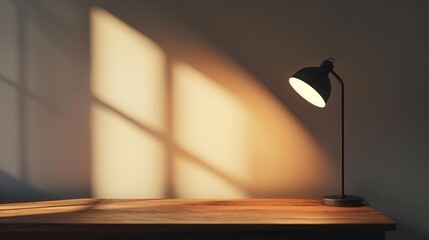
1, 0, 429, 239
146, 1, 427, 239
0, 0, 91, 199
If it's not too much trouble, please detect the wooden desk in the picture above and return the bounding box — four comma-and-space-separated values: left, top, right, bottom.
0, 198, 395, 240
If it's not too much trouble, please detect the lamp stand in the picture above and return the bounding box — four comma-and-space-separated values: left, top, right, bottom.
322, 69, 367, 207
323, 195, 367, 207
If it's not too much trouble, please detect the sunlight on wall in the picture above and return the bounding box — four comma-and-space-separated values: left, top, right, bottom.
90, 6, 332, 198
91, 7, 166, 198
173, 63, 249, 198
91, 105, 166, 198
174, 155, 248, 198
91, 7, 166, 132
164, 28, 334, 197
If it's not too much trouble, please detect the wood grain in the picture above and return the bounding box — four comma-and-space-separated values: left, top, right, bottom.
0, 198, 395, 232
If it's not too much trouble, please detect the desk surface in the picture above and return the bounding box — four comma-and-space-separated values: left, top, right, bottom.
0, 198, 395, 232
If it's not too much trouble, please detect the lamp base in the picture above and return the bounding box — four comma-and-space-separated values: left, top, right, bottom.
322, 195, 367, 207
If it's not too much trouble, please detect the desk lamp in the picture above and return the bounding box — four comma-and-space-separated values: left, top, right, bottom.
289, 58, 366, 207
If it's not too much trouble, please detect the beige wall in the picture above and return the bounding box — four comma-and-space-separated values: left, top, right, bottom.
1, 0, 429, 239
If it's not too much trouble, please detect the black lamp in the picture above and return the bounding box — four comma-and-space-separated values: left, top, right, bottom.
289, 58, 367, 207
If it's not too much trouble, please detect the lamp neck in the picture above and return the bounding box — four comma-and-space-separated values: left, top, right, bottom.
330, 70, 345, 199
320, 59, 334, 73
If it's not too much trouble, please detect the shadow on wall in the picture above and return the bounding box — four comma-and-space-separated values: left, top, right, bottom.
0, 0, 91, 199
90, 6, 335, 198
0, 170, 50, 202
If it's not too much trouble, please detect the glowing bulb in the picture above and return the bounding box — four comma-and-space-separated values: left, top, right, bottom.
289, 77, 326, 108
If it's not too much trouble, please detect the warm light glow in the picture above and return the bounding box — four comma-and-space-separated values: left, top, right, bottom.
90, 7, 166, 197
289, 77, 326, 108
89, 6, 333, 198
91, 104, 166, 198
175, 155, 248, 198
173, 62, 249, 198
91, 7, 166, 132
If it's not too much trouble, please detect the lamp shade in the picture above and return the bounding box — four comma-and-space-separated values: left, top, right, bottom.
289, 60, 333, 108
